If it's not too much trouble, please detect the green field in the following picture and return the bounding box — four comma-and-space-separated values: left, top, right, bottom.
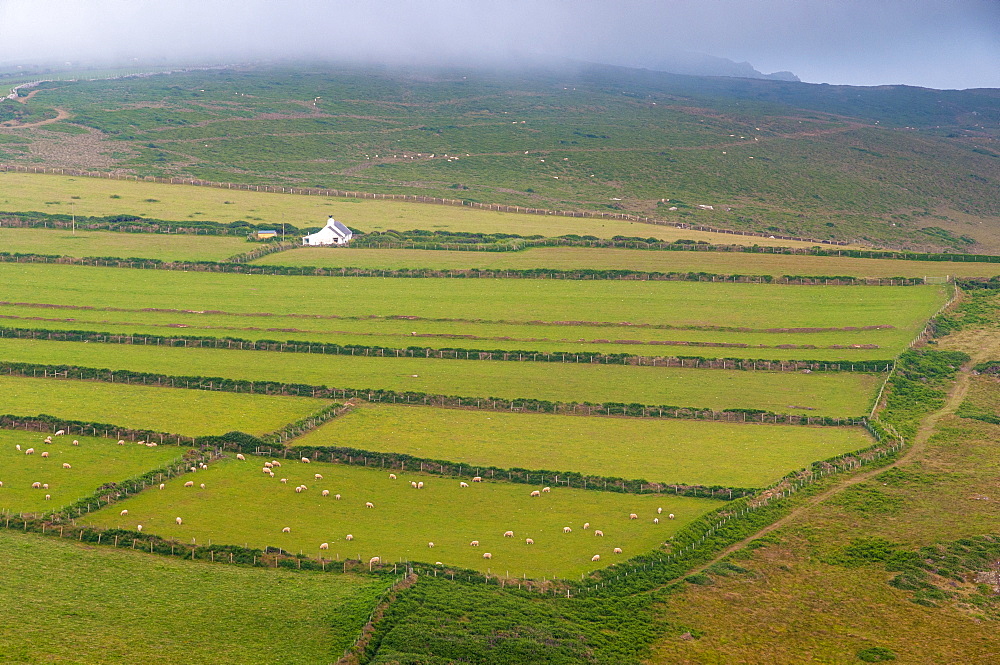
258, 245, 1000, 278
0, 227, 248, 261
294, 404, 873, 487
0, 375, 331, 436
0, 529, 389, 664
0, 338, 880, 416
81, 456, 717, 578
0, 263, 947, 359
0, 430, 179, 513
0, 172, 826, 247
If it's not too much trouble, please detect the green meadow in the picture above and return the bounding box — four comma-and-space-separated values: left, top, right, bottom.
0, 338, 880, 416
294, 403, 874, 487
0, 430, 179, 514
0, 226, 248, 261
0, 375, 331, 436
0, 529, 389, 664
81, 456, 717, 578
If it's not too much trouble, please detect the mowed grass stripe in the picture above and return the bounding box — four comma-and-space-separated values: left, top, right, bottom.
0, 227, 248, 261
256, 245, 1000, 278
81, 457, 718, 578
0, 263, 947, 330
0, 172, 834, 247
0, 338, 880, 417
0, 529, 389, 664
293, 404, 874, 488
0, 430, 180, 513
0, 375, 331, 436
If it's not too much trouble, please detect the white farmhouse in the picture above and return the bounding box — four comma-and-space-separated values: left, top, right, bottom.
302, 216, 353, 246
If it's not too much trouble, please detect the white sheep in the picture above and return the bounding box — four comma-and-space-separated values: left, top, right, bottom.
335, 494, 341, 500
72, 440, 79, 446
43, 437, 51, 444
410, 481, 418, 488
44, 494, 51, 500
314, 474, 323, 480
417, 481, 424, 489
346, 534, 353, 541
563, 527, 572, 533
236, 454, 245, 461
120, 509, 128, 516
295, 486, 303, 493
657, 507, 663, 514
262, 467, 272, 474
472, 476, 482, 482
190, 467, 197, 472
629, 513, 638, 520
199, 483, 206, 489
41, 451, 49, 458
271, 461, 281, 467
32, 482, 41, 489
669, 513, 675, 520
117, 440, 125, 445
525, 538, 534, 545
459, 482, 469, 488
176, 517, 183, 525
137, 525, 142, 531
365, 501, 374, 508
301, 457, 311, 464
15, 445, 20, 451
503, 530, 514, 538
483, 552, 492, 559
282, 527, 291, 533
653, 518, 659, 524
264, 462, 273, 468
583, 522, 590, 530
159, 483, 165, 490
369, 556, 380, 564
470, 540, 479, 547
42, 484, 48, 489
320, 542, 329, 550
530, 490, 541, 497
184, 481, 194, 487
389, 473, 397, 480
542, 487, 551, 493
613, 547, 623, 554
63, 463, 72, 469
321, 490, 330, 496
55, 430, 65, 436
428, 542, 435, 548
0, 481, 3, 487
595, 530, 604, 537
592, 555, 600, 562
280, 478, 288, 484
25, 448, 34, 455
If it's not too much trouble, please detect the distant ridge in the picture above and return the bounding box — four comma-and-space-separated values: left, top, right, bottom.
632, 50, 799, 82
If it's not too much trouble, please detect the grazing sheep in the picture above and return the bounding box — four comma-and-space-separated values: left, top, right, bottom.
563, 527, 572, 533
45, 494, 51, 500
542, 487, 551, 493
657, 507, 663, 514
120, 509, 128, 516
146, 442, 158, 447
613, 547, 623, 554
199, 483, 206, 489
137, 525, 142, 532
55, 430, 65, 436
0, 481, 3, 487
470, 540, 480, 547
159, 483, 165, 490
428, 542, 435, 548
410, 481, 418, 488
41, 452, 49, 458
15, 445, 20, 451
629, 513, 638, 520
117, 440, 125, 445
369, 556, 380, 564
346, 534, 354, 541
503, 530, 514, 538
472, 476, 482, 482
236, 454, 245, 461
271, 460, 281, 467
668, 513, 675, 520
335, 494, 341, 500
459, 482, 469, 488
594, 530, 604, 537
295, 486, 303, 493
653, 518, 659, 524
264, 462, 273, 468
280, 478, 288, 484
525, 538, 534, 545
321, 490, 330, 496
25, 448, 34, 455
42, 484, 48, 489
32, 482, 41, 489
365, 501, 374, 508
262, 467, 272, 474
592, 555, 600, 562
483, 552, 492, 559
314, 474, 323, 480
190, 467, 197, 473
301, 457, 311, 464
583, 522, 590, 530
389, 473, 397, 480
184, 481, 194, 487
320, 542, 329, 550
72, 440, 79, 446
282, 527, 291, 533
43, 437, 51, 444
417, 481, 424, 489
175, 517, 183, 525
530, 490, 541, 497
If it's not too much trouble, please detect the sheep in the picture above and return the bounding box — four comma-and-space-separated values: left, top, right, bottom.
503, 530, 514, 538
410, 481, 418, 488
42, 484, 48, 489
31, 482, 41, 489
0, 481, 3, 487
43, 437, 51, 444
137, 525, 142, 531
525, 538, 534, 545
583, 522, 590, 530
199, 483, 206, 489
417, 481, 424, 489
594, 530, 604, 537
365, 501, 374, 508
470, 540, 480, 547
472, 476, 482, 482
530, 490, 541, 497
483, 552, 492, 559
335, 494, 341, 500
280, 478, 288, 484
459, 481, 469, 488
345, 534, 354, 541
41, 451, 49, 458
176, 517, 183, 525
563, 527, 572, 533
190, 467, 197, 472
319, 542, 329, 550
262, 467, 272, 475
321, 490, 330, 496
295, 486, 304, 493
55, 430, 65, 436
120, 509, 129, 516
117, 440, 125, 445
314, 474, 323, 480
236, 454, 245, 461
653, 518, 659, 524
428, 542, 435, 548
271, 461, 281, 467
613, 547, 623, 554
668, 513, 675, 520
15, 445, 20, 451
44, 494, 51, 500
657, 507, 663, 514
301, 457, 311, 464
146, 442, 157, 447
159, 483, 165, 490
629, 513, 638, 520
389, 473, 396, 480
282, 527, 291, 533
184, 481, 194, 487
72, 440, 79, 446
592, 555, 600, 562
25, 448, 34, 455
369, 556, 380, 565
264, 462, 273, 468
542, 487, 551, 493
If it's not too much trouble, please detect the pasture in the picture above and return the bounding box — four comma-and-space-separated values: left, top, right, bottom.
80, 456, 717, 578
0, 338, 881, 416
0, 172, 827, 246
293, 403, 874, 488
0, 226, 248, 261
257, 245, 1000, 279
0, 430, 179, 514
0, 375, 331, 436
0, 529, 389, 664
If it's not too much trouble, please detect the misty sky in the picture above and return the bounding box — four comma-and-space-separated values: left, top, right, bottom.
1, 0, 997, 90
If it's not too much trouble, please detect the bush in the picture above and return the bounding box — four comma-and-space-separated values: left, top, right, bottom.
857, 646, 896, 662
